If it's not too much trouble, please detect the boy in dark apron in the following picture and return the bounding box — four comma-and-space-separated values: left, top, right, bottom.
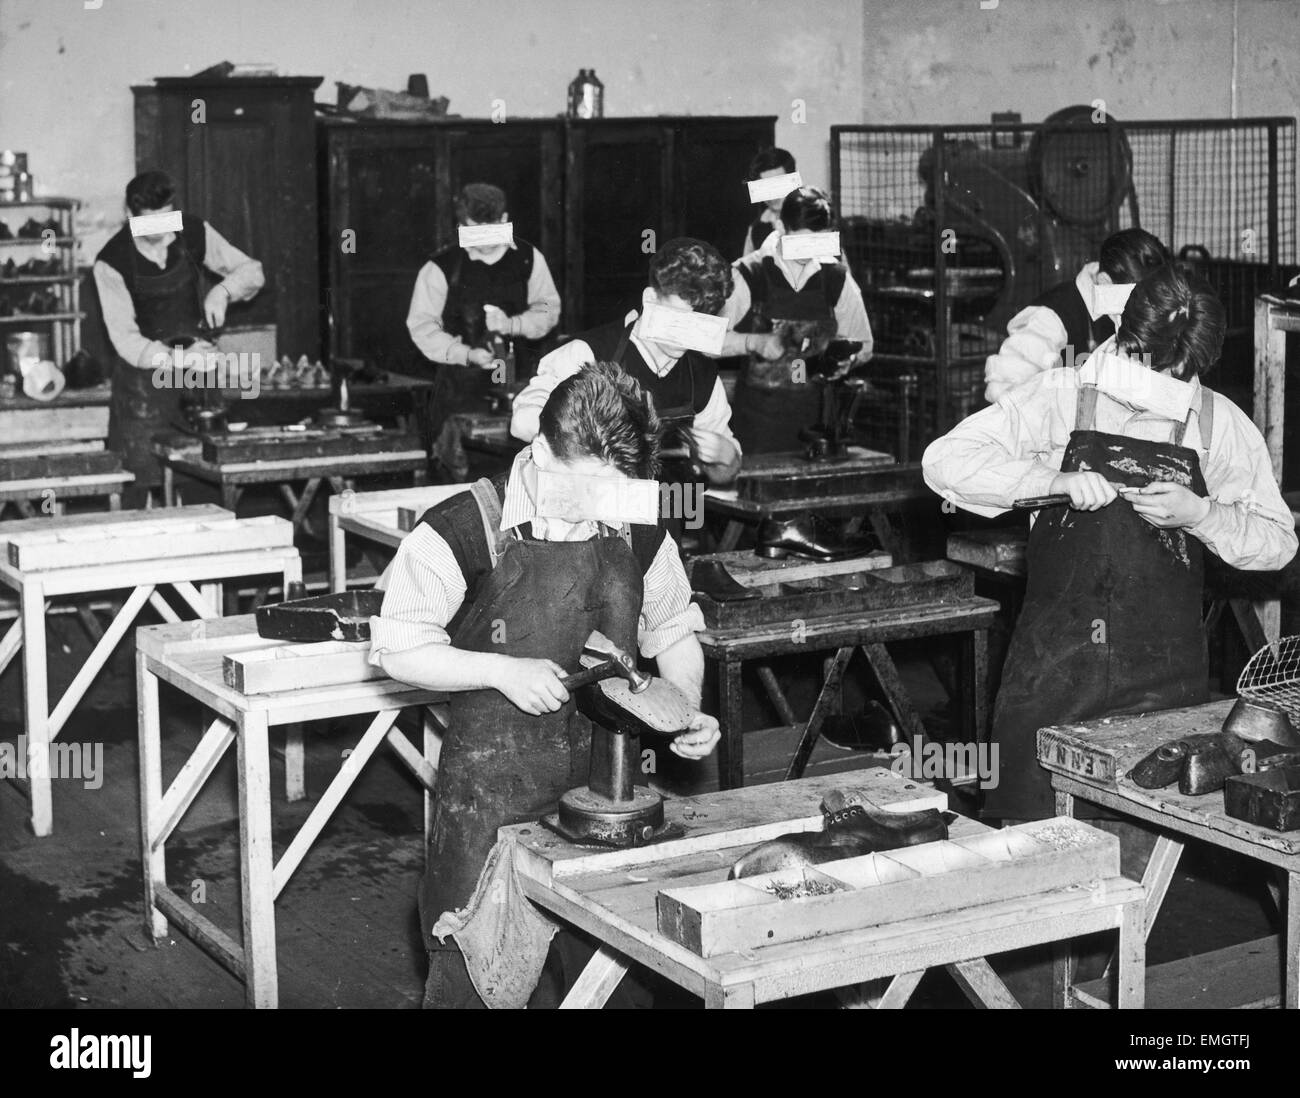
924, 264, 1297, 823
93, 170, 264, 506
720, 187, 873, 455
371, 362, 719, 1008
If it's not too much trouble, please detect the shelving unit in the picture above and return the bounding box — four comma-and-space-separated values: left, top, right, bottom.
0, 198, 82, 367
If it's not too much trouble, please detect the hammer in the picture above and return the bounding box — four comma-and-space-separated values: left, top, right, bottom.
560, 631, 651, 694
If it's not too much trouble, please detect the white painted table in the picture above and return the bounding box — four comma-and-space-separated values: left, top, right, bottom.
136, 615, 445, 1008
0, 505, 301, 836
327, 484, 470, 592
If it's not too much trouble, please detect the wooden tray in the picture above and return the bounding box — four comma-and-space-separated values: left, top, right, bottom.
656, 817, 1119, 957
223, 639, 384, 694
693, 559, 973, 630
946, 529, 1027, 576
201, 426, 421, 463
4, 513, 293, 571
736, 461, 924, 504
0, 449, 124, 482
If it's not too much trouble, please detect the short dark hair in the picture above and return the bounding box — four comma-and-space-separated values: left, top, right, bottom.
126, 170, 176, 217
538, 361, 661, 480
748, 146, 796, 179
779, 186, 835, 233
454, 183, 507, 224
648, 238, 732, 316
1099, 228, 1170, 284
1116, 262, 1225, 380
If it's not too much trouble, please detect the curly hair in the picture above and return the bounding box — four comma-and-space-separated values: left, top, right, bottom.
538, 361, 661, 480
779, 186, 835, 234
648, 237, 733, 316
748, 147, 796, 179
1116, 262, 1226, 380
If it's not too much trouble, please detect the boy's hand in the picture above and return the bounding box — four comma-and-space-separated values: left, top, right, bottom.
669, 712, 721, 760
688, 428, 733, 466
747, 333, 785, 361
466, 347, 494, 368
1121, 482, 1211, 529
496, 657, 570, 715
483, 304, 511, 335
1049, 471, 1117, 511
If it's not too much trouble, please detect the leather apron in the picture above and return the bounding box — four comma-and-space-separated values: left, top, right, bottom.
421, 506, 644, 1006
107, 241, 205, 499
610, 325, 699, 544
984, 384, 1212, 820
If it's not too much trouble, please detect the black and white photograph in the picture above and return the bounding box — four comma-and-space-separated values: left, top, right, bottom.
1, 0, 1299, 1062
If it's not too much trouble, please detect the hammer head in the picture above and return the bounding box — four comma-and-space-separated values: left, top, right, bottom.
583, 631, 652, 693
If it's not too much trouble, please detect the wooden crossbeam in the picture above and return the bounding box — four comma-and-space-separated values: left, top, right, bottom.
153, 718, 237, 851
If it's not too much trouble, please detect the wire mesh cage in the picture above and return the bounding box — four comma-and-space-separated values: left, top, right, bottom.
833, 111, 1298, 461
1237, 635, 1300, 729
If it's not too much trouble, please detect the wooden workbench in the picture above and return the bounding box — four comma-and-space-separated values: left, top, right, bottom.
1039, 698, 1300, 1008
505, 769, 1145, 1008
693, 553, 997, 789
151, 432, 428, 538
135, 615, 446, 1008
0, 506, 301, 836
326, 483, 470, 591
705, 455, 928, 557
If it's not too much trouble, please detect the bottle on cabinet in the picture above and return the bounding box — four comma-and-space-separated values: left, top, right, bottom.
566, 69, 604, 120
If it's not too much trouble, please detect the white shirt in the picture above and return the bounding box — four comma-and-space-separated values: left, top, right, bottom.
406, 243, 561, 366
924, 339, 1298, 572
509, 308, 742, 453
369, 446, 705, 662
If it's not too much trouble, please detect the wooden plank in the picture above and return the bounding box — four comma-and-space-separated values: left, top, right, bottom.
222, 639, 383, 695
237, 710, 278, 1008
657, 819, 1119, 958
946, 529, 1027, 576
947, 958, 1021, 1008
558, 946, 630, 1009
153, 718, 237, 850
510, 769, 949, 885
0, 439, 104, 458
1077, 935, 1280, 1010
153, 886, 246, 980
876, 970, 925, 1008
202, 428, 422, 463
7, 514, 293, 570
0, 404, 109, 444
688, 550, 893, 587
0, 502, 229, 539
0, 450, 122, 482
329, 483, 469, 517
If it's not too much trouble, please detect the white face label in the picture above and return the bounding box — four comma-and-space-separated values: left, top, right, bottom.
638, 301, 727, 355
534, 470, 659, 526
130, 210, 183, 237
779, 231, 840, 261
458, 222, 514, 248
1093, 282, 1135, 317
747, 171, 802, 204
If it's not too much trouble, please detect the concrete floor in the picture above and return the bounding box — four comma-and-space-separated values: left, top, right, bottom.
0, 606, 1283, 1009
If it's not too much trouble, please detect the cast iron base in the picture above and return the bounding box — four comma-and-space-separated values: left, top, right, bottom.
543, 784, 669, 847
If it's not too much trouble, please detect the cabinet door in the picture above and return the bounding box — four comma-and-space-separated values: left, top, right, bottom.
443, 123, 563, 267
325, 127, 443, 370
138, 82, 320, 357
565, 122, 674, 330
675, 119, 776, 260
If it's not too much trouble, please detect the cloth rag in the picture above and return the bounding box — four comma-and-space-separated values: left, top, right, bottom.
429, 835, 561, 1009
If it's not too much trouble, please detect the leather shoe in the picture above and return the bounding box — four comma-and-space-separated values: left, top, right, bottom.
689, 560, 759, 602
755, 515, 876, 561
822, 701, 905, 751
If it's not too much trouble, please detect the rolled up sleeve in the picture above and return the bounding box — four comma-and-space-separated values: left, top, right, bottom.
510, 339, 591, 442
984, 304, 1068, 403
638, 535, 705, 658
1190, 394, 1299, 571
368, 526, 468, 664
923, 372, 1070, 517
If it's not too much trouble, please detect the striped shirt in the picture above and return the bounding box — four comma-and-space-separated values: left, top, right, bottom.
369, 447, 705, 664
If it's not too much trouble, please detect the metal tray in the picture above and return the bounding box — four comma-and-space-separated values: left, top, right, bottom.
255, 589, 386, 643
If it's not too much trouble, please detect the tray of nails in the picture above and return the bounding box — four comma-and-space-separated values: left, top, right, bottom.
689, 557, 974, 631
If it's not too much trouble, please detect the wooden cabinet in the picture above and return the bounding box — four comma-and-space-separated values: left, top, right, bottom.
133, 77, 323, 358
322, 115, 775, 369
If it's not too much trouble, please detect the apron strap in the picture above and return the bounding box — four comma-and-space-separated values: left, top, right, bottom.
468, 477, 508, 569
1074, 384, 1100, 431
612, 323, 632, 365
1170, 387, 1214, 449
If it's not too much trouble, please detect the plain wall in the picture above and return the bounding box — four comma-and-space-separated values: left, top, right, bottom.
0, 0, 864, 258
1, 0, 1297, 258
